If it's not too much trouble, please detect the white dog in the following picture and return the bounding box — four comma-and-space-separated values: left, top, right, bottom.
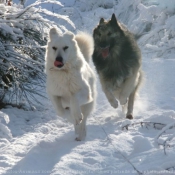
45, 28, 96, 141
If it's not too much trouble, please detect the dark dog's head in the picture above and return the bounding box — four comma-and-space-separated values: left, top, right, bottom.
93, 14, 124, 59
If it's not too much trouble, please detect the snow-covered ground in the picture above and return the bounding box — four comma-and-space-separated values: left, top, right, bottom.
1, 0, 175, 174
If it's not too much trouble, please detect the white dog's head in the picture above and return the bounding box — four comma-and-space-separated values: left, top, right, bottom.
46, 28, 78, 70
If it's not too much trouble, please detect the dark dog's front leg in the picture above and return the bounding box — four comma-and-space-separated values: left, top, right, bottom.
104, 88, 118, 109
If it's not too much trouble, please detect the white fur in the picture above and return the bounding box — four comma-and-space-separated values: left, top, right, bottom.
45, 28, 96, 141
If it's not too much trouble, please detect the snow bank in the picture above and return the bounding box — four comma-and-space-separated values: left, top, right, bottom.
0, 111, 12, 139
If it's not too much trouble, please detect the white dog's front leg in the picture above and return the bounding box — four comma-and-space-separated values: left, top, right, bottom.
74, 118, 86, 141
70, 93, 83, 125
49, 95, 65, 117
76, 80, 93, 106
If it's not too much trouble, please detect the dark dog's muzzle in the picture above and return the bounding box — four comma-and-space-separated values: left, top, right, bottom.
100, 46, 110, 59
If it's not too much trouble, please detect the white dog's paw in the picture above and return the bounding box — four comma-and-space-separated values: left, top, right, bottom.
75, 128, 86, 141
109, 99, 118, 109
75, 137, 81, 141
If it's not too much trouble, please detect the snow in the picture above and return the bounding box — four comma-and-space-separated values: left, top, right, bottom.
1, 0, 175, 175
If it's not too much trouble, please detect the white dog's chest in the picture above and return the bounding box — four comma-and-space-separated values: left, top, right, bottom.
46, 70, 81, 97
47, 81, 70, 96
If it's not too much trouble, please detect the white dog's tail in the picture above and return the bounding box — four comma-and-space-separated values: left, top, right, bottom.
75, 32, 94, 63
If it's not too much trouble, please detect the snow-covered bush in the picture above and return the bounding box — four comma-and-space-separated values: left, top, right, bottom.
0, 1, 74, 109
113, 0, 175, 58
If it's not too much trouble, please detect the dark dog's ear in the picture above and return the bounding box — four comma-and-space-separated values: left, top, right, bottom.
111, 13, 117, 21
110, 13, 121, 30
99, 18, 105, 24
110, 13, 117, 25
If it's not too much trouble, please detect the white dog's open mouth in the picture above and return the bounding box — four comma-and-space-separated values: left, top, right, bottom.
54, 60, 64, 68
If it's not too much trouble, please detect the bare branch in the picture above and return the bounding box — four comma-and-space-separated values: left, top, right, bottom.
155, 122, 175, 155
122, 121, 166, 130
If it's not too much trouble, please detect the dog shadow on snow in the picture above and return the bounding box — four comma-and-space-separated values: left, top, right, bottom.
4, 114, 134, 175
4, 98, 143, 175
5, 121, 120, 175
2, 100, 63, 138
4, 130, 83, 175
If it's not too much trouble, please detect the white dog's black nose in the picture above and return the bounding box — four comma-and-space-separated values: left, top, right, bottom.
56, 56, 63, 62
54, 56, 64, 68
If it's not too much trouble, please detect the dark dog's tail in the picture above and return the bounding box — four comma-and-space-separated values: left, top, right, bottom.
75, 32, 94, 63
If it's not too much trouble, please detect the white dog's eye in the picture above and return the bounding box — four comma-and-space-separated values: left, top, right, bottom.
52, 47, 57, 51
63, 46, 68, 51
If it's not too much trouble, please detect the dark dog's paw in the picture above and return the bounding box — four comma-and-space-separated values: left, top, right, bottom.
126, 114, 133, 120
110, 99, 118, 109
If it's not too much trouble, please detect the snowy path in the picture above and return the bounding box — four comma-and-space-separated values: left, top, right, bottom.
1, 0, 175, 174
0, 56, 175, 175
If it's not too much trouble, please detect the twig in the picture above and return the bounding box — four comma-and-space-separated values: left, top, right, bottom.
166, 166, 175, 171
2, 44, 46, 48
101, 125, 143, 175
156, 123, 175, 140
163, 133, 175, 155
122, 121, 166, 130
92, 110, 143, 175
122, 121, 175, 155
155, 122, 175, 155
15, 1, 63, 19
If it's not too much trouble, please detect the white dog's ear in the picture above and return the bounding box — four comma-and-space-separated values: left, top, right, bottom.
49, 28, 58, 40
64, 31, 75, 40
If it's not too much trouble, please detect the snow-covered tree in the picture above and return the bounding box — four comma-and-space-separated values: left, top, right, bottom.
0, 1, 74, 109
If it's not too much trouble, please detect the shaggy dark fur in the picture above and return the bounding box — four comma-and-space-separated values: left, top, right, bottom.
92, 14, 141, 87
92, 14, 142, 119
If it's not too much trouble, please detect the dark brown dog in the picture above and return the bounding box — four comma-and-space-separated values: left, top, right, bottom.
92, 14, 143, 119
